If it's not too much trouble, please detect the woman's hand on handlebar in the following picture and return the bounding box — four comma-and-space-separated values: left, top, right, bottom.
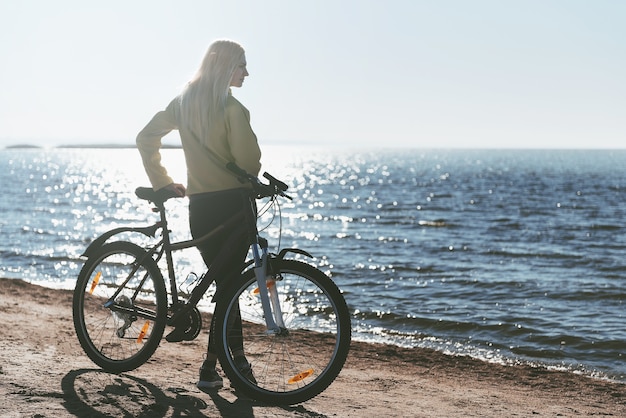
225, 162, 291, 200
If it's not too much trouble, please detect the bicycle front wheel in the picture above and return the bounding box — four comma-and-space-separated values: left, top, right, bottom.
72, 241, 167, 373
214, 259, 351, 405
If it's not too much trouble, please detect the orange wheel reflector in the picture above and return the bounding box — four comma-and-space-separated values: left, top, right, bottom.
252, 280, 276, 295
136, 321, 150, 343
288, 368, 314, 384
89, 271, 102, 295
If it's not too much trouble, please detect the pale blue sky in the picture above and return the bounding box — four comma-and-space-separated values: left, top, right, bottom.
1, 0, 624, 149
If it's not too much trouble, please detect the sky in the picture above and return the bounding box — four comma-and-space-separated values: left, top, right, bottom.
0, 0, 624, 149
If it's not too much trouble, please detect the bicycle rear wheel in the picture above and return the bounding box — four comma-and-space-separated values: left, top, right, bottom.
72, 241, 167, 373
214, 259, 351, 405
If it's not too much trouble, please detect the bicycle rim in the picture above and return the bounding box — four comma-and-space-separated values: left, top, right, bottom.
215, 259, 351, 404
72, 241, 167, 373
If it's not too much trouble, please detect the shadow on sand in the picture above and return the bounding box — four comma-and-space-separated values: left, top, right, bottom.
60, 369, 324, 417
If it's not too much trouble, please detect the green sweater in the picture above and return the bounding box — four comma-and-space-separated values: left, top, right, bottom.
136, 93, 262, 195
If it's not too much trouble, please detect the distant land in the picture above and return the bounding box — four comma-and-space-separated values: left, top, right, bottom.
5, 144, 43, 149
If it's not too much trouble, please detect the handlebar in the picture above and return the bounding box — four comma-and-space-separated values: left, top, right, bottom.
226, 162, 291, 200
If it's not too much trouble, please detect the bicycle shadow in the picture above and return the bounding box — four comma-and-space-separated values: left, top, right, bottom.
60, 369, 319, 417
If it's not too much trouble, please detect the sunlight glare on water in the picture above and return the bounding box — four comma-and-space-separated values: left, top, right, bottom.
1, 146, 626, 381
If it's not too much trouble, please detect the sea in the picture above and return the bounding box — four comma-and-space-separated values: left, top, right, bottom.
1, 145, 625, 382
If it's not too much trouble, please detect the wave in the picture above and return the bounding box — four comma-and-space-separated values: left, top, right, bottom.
483, 248, 581, 260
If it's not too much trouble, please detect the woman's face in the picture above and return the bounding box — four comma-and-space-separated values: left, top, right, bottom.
230, 55, 249, 88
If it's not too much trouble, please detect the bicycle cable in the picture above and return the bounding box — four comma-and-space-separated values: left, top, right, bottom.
255, 195, 283, 254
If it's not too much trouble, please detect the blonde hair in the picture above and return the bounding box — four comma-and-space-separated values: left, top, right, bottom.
179, 40, 246, 139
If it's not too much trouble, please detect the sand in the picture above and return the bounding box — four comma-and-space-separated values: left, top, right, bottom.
0, 277, 624, 417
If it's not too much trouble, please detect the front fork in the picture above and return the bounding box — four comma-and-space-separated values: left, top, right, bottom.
251, 242, 286, 333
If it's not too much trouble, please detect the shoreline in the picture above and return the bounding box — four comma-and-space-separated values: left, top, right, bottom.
7, 275, 622, 385
1, 277, 625, 417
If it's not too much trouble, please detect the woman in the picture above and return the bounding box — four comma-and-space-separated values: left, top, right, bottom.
136, 39, 261, 392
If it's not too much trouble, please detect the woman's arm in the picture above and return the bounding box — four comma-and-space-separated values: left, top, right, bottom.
136, 99, 180, 191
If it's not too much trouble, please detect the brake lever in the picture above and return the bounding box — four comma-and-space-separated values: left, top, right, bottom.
280, 191, 293, 200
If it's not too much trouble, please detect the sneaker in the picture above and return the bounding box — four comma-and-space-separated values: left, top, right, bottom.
235, 357, 257, 385
197, 365, 223, 392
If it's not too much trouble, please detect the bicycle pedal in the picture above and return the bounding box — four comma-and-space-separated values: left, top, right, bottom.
165, 327, 189, 343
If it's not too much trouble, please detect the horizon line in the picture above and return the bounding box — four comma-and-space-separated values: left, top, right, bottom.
4, 142, 626, 152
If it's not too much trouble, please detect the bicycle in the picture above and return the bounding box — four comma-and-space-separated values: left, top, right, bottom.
72, 163, 351, 405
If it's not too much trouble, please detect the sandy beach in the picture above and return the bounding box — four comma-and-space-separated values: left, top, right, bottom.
0, 277, 624, 417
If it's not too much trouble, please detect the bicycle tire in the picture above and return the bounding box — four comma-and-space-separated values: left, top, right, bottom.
214, 259, 351, 405
72, 241, 168, 373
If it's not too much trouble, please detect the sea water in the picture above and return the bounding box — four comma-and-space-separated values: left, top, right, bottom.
1, 146, 624, 381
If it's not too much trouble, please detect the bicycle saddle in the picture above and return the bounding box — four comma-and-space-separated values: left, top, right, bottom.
135, 187, 182, 205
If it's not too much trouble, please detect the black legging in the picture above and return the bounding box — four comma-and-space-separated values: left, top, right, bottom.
189, 188, 251, 357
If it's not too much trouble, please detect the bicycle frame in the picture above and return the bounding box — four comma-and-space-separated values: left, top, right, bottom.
87, 189, 306, 335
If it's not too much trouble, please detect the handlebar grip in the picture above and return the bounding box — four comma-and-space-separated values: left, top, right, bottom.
263, 172, 289, 191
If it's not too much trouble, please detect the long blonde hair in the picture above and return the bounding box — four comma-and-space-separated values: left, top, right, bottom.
179, 40, 245, 139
